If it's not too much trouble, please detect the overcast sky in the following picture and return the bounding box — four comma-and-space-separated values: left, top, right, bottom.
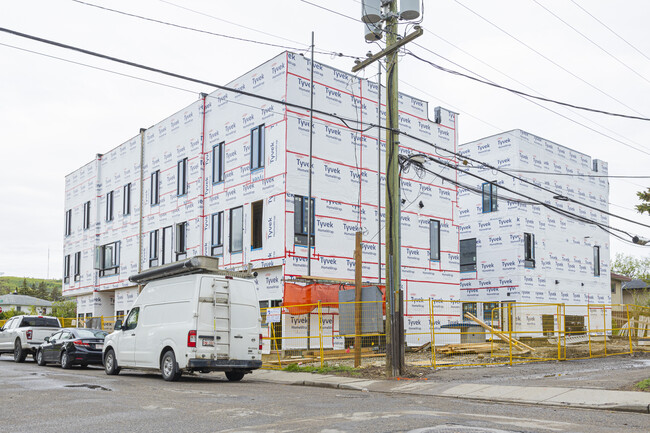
2, 0, 649, 279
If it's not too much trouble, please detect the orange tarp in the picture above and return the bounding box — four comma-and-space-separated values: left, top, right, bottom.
283, 283, 385, 315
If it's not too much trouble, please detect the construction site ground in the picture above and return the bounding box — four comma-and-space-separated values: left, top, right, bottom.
264, 341, 650, 388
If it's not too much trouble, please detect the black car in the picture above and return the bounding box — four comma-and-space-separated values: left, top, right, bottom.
36, 328, 108, 369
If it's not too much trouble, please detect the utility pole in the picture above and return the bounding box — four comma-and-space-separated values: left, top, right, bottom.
352, 0, 422, 377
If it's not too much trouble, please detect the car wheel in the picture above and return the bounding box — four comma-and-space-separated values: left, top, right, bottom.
160, 350, 181, 382
36, 349, 47, 366
104, 349, 120, 375
14, 340, 26, 363
61, 351, 73, 369
225, 370, 245, 382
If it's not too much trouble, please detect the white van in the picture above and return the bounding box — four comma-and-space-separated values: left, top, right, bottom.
103, 256, 262, 381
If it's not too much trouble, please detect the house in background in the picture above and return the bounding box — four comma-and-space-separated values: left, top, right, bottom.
619, 278, 650, 307
0, 293, 52, 315
610, 272, 632, 305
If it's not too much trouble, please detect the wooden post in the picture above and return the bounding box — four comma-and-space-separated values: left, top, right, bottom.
354, 231, 363, 367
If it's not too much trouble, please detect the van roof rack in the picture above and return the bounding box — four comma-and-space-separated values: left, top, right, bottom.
129, 256, 256, 284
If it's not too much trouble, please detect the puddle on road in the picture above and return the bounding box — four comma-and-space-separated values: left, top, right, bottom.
64, 384, 112, 391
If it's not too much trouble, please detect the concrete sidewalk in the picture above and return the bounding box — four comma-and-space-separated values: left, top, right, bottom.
251, 369, 650, 414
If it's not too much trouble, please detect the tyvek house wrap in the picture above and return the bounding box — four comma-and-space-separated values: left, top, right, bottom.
458, 130, 610, 326
64, 51, 462, 347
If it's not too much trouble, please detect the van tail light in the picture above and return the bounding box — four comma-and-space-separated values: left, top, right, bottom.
188, 330, 197, 348
73, 340, 90, 347
259, 333, 263, 351
26, 330, 33, 340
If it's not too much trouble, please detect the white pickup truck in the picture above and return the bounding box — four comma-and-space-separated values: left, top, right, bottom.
0, 315, 62, 362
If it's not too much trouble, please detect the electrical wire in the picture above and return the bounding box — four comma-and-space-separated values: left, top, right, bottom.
569, 0, 650, 65
412, 36, 650, 153
2, 26, 647, 239
405, 50, 650, 122
452, 0, 647, 117
472, 168, 650, 179
71, 0, 355, 59
531, 0, 650, 87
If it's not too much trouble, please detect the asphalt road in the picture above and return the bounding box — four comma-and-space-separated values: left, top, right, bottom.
0, 355, 647, 433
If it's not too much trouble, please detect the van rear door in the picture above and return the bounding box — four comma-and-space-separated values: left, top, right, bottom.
196, 277, 230, 360
229, 281, 260, 361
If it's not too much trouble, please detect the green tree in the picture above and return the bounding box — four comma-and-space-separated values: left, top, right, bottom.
50, 285, 62, 302
0, 308, 26, 321
34, 281, 48, 300
636, 188, 650, 215
51, 300, 76, 318
611, 253, 650, 282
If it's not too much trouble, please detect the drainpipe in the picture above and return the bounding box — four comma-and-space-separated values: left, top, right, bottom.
137, 128, 146, 292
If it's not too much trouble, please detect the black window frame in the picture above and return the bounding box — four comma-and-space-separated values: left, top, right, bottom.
64, 209, 72, 236
73, 251, 81, 281
460, 238, 477, 272
482, 181, 498, 213
229, 206, 244, 253
63, 254, 70, 283
211, 211, 224, 256
105, 190, 114, 222
594, 245, 601, 276
149, 229, 159, 267
251, 200, 264, 250
175, 221, 187, 260
123, 183, 131, 216
524, 232, 535, 269
429, 219, 441, 261
294, 195, 315, 247
177, 158, 188, 196
83, 201, 91, 230
212, 142, 225, 184
151, 170, 160, 206
94, 241, 120, 277
250, 124, 265, 171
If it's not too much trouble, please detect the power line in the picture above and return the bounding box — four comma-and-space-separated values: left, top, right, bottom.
71, 0, 355, 59
0, 41, 199, 95
531, 0, 650, 87
475, 168, 650, 179
298, 0, 650, 156
157, 0, 309, 48
416, 30, 650, 153
569, 0, 650, 65
3, 26, 646, 238
405, 50, 650, 122
452, 0, 647, 117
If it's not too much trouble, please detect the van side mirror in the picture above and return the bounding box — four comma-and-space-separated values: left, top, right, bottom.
114, 319, 123, 331
44, 336, 50, 343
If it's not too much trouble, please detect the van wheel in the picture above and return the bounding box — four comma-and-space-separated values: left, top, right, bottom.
225, 371, 245, 382
161, 350, 181, 382
14, 340, 26, 363
61, 351, 73, 369
104, 349, 120, 375
36, 349, 47, 366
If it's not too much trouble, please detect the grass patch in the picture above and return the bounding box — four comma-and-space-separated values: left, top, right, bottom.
635, 378, 650, 391
283, 363, 360, 375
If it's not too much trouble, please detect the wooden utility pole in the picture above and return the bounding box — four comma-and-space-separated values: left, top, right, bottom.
352, 1, 422, 377
354, 231, 363, 367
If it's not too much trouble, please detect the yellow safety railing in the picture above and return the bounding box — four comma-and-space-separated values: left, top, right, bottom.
259, 300, 650, 370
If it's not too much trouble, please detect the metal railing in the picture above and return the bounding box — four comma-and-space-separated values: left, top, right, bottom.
260, 301, 650, 369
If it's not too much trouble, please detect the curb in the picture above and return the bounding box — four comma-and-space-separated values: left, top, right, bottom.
280, 377, 650, 414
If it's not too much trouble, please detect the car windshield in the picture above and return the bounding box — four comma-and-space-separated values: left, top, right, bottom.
20, 317, 59, 327
75, 329, 108, 339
